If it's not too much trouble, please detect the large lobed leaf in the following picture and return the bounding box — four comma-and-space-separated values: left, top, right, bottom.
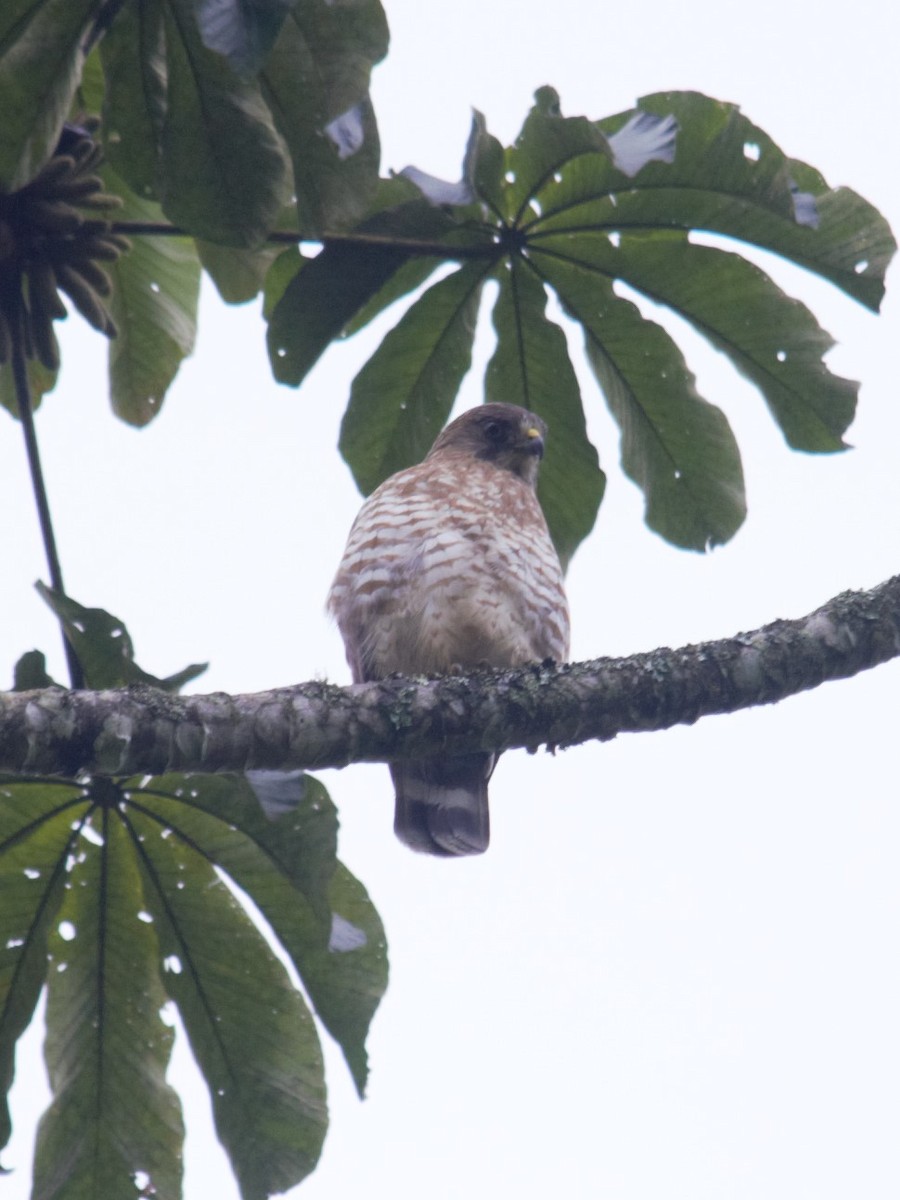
158, 0, 290, 247
485, 258, 605, 570
96, 0, 386, 244
531, 231, 857, 453
266, 200, 470, 386
0, 781, 84, 1153
192, 0, 296, 75
128, 771, 387, 1097
126, 805, 327, 1199
312, 90, 894, 558
98, 0, 167, 201
536, 251, 746, 549
0, 764, 386, 1198
340, 259, 492, 495
35, 805, 185, 1200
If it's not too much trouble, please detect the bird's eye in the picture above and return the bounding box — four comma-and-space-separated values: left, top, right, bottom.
483, 420, 505, 442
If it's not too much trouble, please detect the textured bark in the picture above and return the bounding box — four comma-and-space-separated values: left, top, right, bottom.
1, 577, 899, 779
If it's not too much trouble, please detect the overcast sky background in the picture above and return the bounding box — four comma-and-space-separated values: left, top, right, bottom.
2, 1, 900, 1196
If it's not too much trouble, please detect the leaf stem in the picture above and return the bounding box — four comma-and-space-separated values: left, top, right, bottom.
108, 220, 500, 260
10, 288, 85, 689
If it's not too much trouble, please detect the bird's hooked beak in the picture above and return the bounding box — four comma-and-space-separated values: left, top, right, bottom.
523, 425, 545, 458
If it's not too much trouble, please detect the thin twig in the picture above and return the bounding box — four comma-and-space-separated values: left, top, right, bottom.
10, 286, 85, 689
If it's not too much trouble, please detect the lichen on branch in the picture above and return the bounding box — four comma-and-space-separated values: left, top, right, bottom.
1, 577, 899, 780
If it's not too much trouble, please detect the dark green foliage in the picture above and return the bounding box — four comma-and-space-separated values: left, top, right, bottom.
0, 767, 387, 1199
0, 0, 106, 192
340, 258, 492, 494
101, 164, 201, 425
35, 583, 207, 691
485, 259, 605, 570
12, 651, 58, 691
274, 88, 892, 557
3, 2, 891, 557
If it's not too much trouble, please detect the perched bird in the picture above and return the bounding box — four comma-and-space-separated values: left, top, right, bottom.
328, 403, 569, 856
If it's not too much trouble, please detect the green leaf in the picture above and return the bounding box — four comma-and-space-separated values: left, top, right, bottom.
102, 165, 201, 424
125, 772, 387, 1095
262, 245, 305, 320
342, 254, 443, 336
130, 772, 338, 921
262, 0, 388, 234
99, 0, 166, 199
194, 0, 295, 74
504, 85, 611, 223
294, 860, 387, 1098
34, 805, 184, 1200
341, 177, 464, 336
466, 109, 506, 217
341, 259, 491, 494
0, 354, 58, 419
127, 804, 328, 1197
485, 258, 604, 570
535, 250, 746, 550
0, 780, 85, 1152
196, 239, 284, 306
35, 584, 207, 691
404, 109, 506, 217
624, 90, 896, 309
538, 231, 856, 451
158, 0, 290, 246
12, 651, 59, 691
530, 91, 895, 312
0, 0, 103, 191
266, 201, 462, 386
267, 241, 407, 385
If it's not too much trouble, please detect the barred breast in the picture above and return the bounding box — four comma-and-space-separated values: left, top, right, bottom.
328, 455, 569, 683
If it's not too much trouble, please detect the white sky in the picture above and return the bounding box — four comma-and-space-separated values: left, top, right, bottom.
2, 0, 900, 1196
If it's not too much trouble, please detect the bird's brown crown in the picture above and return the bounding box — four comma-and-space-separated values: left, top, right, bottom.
426, 403, 547, 485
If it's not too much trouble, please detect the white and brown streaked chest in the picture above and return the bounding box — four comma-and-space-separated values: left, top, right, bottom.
328, 452, 569, 681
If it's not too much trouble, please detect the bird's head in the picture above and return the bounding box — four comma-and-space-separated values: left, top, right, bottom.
428, 403, 547, 486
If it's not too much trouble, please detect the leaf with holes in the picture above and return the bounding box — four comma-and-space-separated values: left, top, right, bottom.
359, 87, 893, 551
531, 231, 857, 453
127, 803, 328, 1196
295, 860, 388, 1097
537, 251, 746, 549
35, 584, 206, 690
485, 258, 604, 569
125, 771, 388, 1096
266, 200, 469, 386
99, 164, 201, 426
0, 779, 87, 1155
34, 803, 184, 1200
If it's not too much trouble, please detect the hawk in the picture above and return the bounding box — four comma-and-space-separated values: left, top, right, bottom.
328, 403, 569, 856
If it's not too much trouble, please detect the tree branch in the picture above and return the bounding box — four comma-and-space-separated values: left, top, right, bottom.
2, 577, 899, 779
